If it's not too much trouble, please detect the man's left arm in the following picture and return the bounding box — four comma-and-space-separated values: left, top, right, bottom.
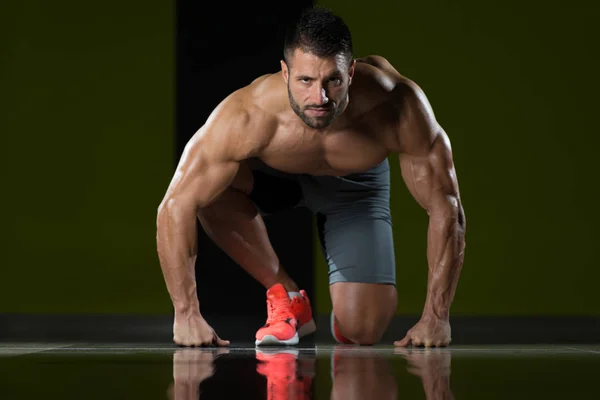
392, 82, 466, 347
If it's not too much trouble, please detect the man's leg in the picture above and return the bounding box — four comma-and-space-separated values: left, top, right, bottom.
197, 160, 299, 292
310, 159, 397, 345
319, 213, 398, 345
330, 284, 396, 345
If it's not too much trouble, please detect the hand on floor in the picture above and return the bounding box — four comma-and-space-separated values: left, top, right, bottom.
174, 313, 230, 347
394, 316, 451, 347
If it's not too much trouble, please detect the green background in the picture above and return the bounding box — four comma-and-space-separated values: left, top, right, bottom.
314, 0, 600, 315
1, 0, 598, 317
0, 0, 174, 313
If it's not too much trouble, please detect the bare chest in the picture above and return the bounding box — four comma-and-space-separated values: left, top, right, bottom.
259, 125, 391, 176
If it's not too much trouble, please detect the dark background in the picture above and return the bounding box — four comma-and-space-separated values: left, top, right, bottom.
1, 0, 599, 320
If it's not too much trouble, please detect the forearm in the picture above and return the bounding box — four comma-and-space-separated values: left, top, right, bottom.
156, 199, 201, 316
422, 202, 466, 320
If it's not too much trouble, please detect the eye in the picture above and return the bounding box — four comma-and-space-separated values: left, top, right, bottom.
330, 77, 342, 85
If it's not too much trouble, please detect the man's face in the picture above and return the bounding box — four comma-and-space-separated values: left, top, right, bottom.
282, 49, 355, 130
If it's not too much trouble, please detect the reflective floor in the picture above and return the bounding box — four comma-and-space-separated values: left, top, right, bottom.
1, 343, 599, 399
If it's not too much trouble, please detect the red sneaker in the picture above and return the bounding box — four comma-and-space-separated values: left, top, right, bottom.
331, 312, 353, 344
256, 284, 298, 346
255, 284, 316, 346
291, 290, 316, 339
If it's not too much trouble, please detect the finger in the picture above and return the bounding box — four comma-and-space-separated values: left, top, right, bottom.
424, 339, 433, 347
435, 340, 442, 347
213, 333, 230, 347
394, 335, 411, 347
412, 337, 423, 347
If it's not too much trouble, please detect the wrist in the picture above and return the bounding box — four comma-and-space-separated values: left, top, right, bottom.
422, 304, 449, 322
174, 301, 201, 318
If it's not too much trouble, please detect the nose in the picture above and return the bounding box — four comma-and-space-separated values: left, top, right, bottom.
310, 84, 329, 106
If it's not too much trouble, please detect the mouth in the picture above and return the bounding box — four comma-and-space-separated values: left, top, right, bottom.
305, 108, 331, 117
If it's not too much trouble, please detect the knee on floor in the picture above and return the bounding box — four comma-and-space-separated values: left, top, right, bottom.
334, 312, 388, 345
330, 282, 397, 345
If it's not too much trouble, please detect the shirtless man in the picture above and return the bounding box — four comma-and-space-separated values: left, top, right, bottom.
156, 7, 466, 347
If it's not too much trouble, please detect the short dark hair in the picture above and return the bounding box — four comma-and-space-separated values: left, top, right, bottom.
283, 7, 353, 67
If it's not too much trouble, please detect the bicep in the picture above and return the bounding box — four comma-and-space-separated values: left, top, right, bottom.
163, 133, 240, 210
399, 131, 460, 214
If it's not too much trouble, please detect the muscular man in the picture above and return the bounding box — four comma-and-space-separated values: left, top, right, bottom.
156, 7, 466, 347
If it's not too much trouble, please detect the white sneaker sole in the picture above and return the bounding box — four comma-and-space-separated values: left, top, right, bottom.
255, 318, 317, 346
255, 332, 299, 346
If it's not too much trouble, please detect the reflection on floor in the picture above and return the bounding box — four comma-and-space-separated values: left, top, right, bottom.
1, 343, 599, 399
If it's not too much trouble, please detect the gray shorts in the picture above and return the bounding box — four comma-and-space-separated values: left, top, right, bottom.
248, 158, 396, 286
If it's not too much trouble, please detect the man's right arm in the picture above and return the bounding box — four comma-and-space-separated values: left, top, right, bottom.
156, 98, 257, 336
156, 137, 239, 316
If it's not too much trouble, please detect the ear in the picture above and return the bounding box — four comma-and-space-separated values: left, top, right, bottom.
348, 59, 356, 85
280, 60, 289, 83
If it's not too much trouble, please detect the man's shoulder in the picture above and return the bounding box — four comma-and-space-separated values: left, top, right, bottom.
198, 75, 281, 159
352, 56, 441, 152
356, 55, 397, 71
210, 74, 281, 127
355, 55, 420, 94
355, 55, 431, 109
351, 55, 413, 117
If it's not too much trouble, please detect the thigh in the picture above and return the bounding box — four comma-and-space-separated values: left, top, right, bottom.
314, 160, 396, 285
317, 212, 396, 285
314, 160, 398, 340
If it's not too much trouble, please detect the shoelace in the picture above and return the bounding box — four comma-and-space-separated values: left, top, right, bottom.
266, 297, 291, 324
